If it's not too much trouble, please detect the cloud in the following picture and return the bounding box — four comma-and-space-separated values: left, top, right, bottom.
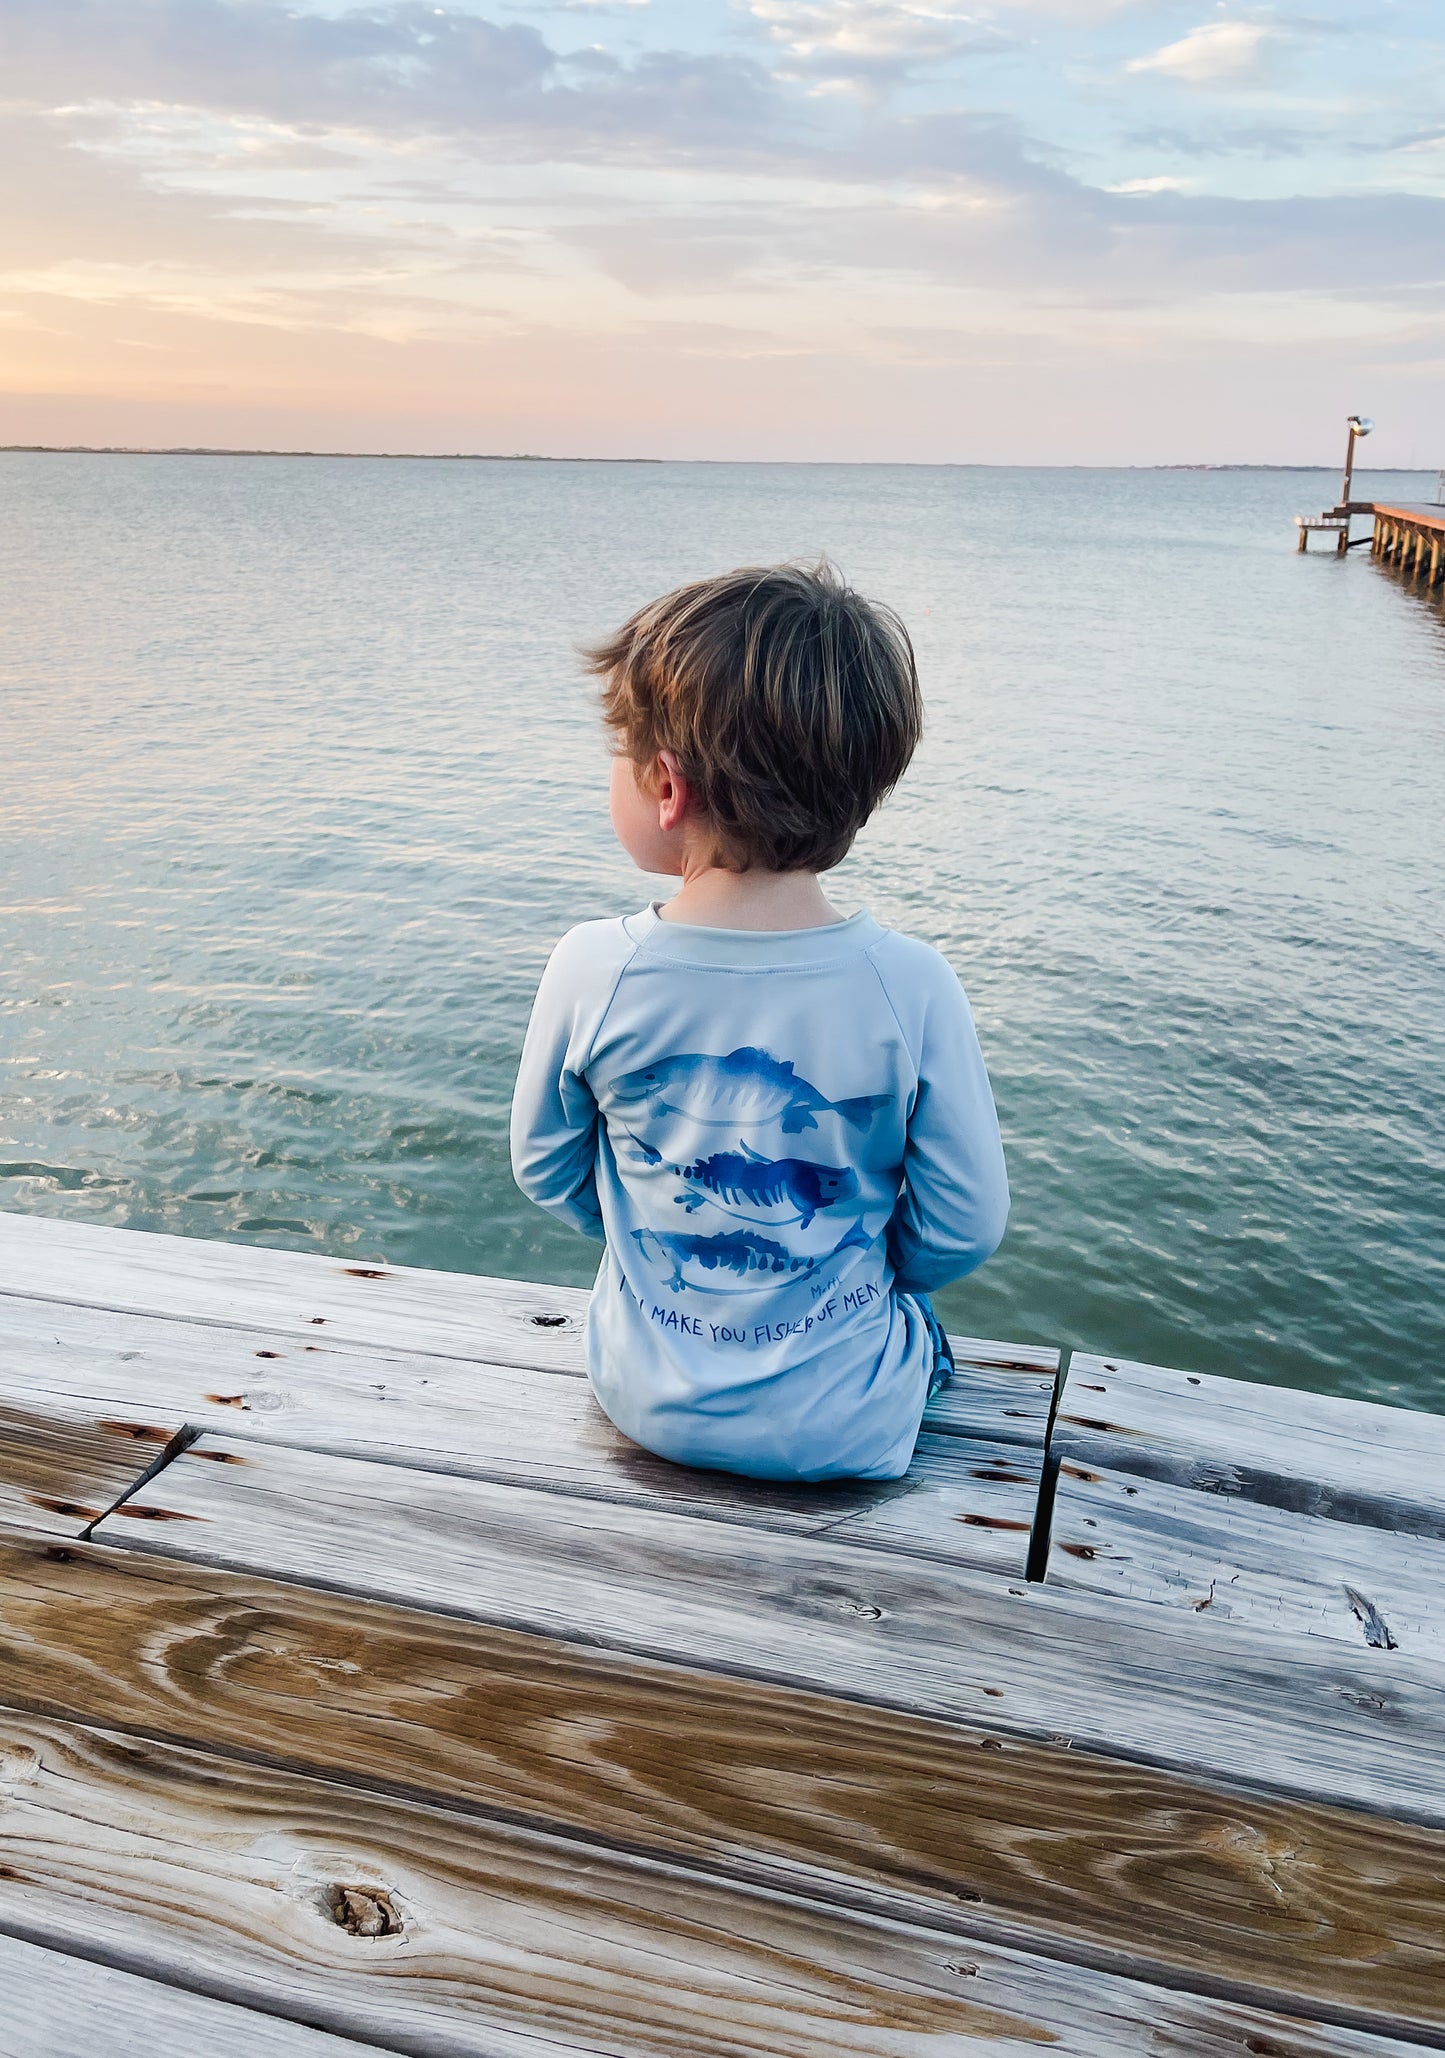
1126, 21, 1273, 86
1106, 174, 1192, 192
748, 0, 1010, 76
0, 0, 787, 161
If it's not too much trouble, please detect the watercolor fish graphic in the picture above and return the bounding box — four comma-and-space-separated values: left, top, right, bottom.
633, 1221, 870, 1295
613, 1047, 890, 1134
628, 1135, 859, 1230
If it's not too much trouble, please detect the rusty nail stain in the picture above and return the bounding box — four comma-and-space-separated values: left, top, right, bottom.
28, 1497, 101, 1522
971, 1468, 1027, 1483
345, 1267, 389, 1280
1079, 1384, 1107, 1392
981, 1687, 1003, 1698
958, 1515, 1030, 1530
193, 1449, 247, 1464
309, 1316, 326, 1324
1061, 1543, 1097, 1560
114, 1505, 200, 1523
255, 1350, 282, 1360
1060, 1463, 1099, 1482
98, 1421, 172, 1443
206, 1393, 248, 1408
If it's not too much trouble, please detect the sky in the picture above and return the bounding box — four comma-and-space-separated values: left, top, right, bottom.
0, 0, 1441, 463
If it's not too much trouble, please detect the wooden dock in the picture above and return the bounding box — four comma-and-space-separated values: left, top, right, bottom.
1364, 503, 1445, 585
1, 1208, 1442, 2055
1297, 497, 1445, 577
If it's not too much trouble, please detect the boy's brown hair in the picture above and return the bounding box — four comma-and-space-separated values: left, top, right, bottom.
586, 561, 922, 874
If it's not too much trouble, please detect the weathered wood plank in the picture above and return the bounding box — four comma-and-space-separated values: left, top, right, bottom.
1049, 1463, 1445, 1660
6, 1529, 1445, 2031
0, 1396, 171, 1539
0, 1212, 590, 1374
0, 1931, 397, 2057
926, 1348, 1056, 1449
0, 1297, 1043, 1577
1054, 1353, 1445, 1538
0, 1706, 1433, 2056
89, 1439, 1445, 1824
0, 1219, 1056, 1449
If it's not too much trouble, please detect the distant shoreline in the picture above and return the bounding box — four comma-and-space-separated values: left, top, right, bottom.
0, 445, 660, 463
0, 445, 1433, 472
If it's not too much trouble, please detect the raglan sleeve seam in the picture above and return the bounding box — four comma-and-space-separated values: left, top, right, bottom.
579, 932, 644, 1074
865, 942, 922, 1118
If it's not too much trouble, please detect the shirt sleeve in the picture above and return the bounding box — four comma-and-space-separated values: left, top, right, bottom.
510, 923, 633, 1242
885, 955, 1009, 1295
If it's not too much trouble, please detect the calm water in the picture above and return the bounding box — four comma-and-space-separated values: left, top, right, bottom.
2, 454, 1442, 1411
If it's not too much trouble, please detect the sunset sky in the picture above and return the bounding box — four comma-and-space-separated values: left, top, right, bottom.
1, 0, 1441, 463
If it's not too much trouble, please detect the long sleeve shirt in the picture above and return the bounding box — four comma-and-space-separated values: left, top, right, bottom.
510, 905, 1008, 1481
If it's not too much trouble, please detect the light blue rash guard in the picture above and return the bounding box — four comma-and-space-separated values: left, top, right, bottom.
510, 907, 1009, 1482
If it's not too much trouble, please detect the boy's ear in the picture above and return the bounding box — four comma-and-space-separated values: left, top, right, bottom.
654, 749, 690, 833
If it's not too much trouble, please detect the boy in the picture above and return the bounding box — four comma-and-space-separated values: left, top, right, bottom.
510, 562, 1008, 1482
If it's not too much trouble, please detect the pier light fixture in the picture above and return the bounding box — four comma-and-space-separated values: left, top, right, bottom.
1341, 413, 1373, 506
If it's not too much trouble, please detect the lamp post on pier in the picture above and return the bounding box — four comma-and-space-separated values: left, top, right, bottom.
1339, 413, 1372, 509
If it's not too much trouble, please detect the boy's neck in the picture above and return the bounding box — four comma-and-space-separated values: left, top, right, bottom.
658, 865, 846, 932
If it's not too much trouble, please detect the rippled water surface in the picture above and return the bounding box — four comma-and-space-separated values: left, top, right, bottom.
2, 452, 1442, 1409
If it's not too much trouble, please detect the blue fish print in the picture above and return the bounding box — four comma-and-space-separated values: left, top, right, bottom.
634, 1139, 858, 1229
613, 1047, 890, 1134
634, 1221, 870, 1295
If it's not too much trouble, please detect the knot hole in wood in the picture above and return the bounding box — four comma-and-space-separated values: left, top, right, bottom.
326, 1884, 404, 1939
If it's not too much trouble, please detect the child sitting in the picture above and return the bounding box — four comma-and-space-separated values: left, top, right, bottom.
511, 562, 1008, 1482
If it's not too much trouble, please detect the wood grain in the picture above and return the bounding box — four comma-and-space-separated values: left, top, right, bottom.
1054, 1355, 1445, 1538
0, 1217, 1057, 1449
0, 1397, 173, 1539
0, 1931, 398, 2057
4, 1531, 1445, 2031
1049, 1463, 1445, 1660
0, 1703, 1433, 2056
87, 1440, 1445, 1824
0, 1294, 1042, 1574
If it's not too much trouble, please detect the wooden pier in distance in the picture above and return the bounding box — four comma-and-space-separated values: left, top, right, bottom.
1364, 502, 1445, 585
1, 1209, 1443, 2055
1298, 497, 1445, 582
